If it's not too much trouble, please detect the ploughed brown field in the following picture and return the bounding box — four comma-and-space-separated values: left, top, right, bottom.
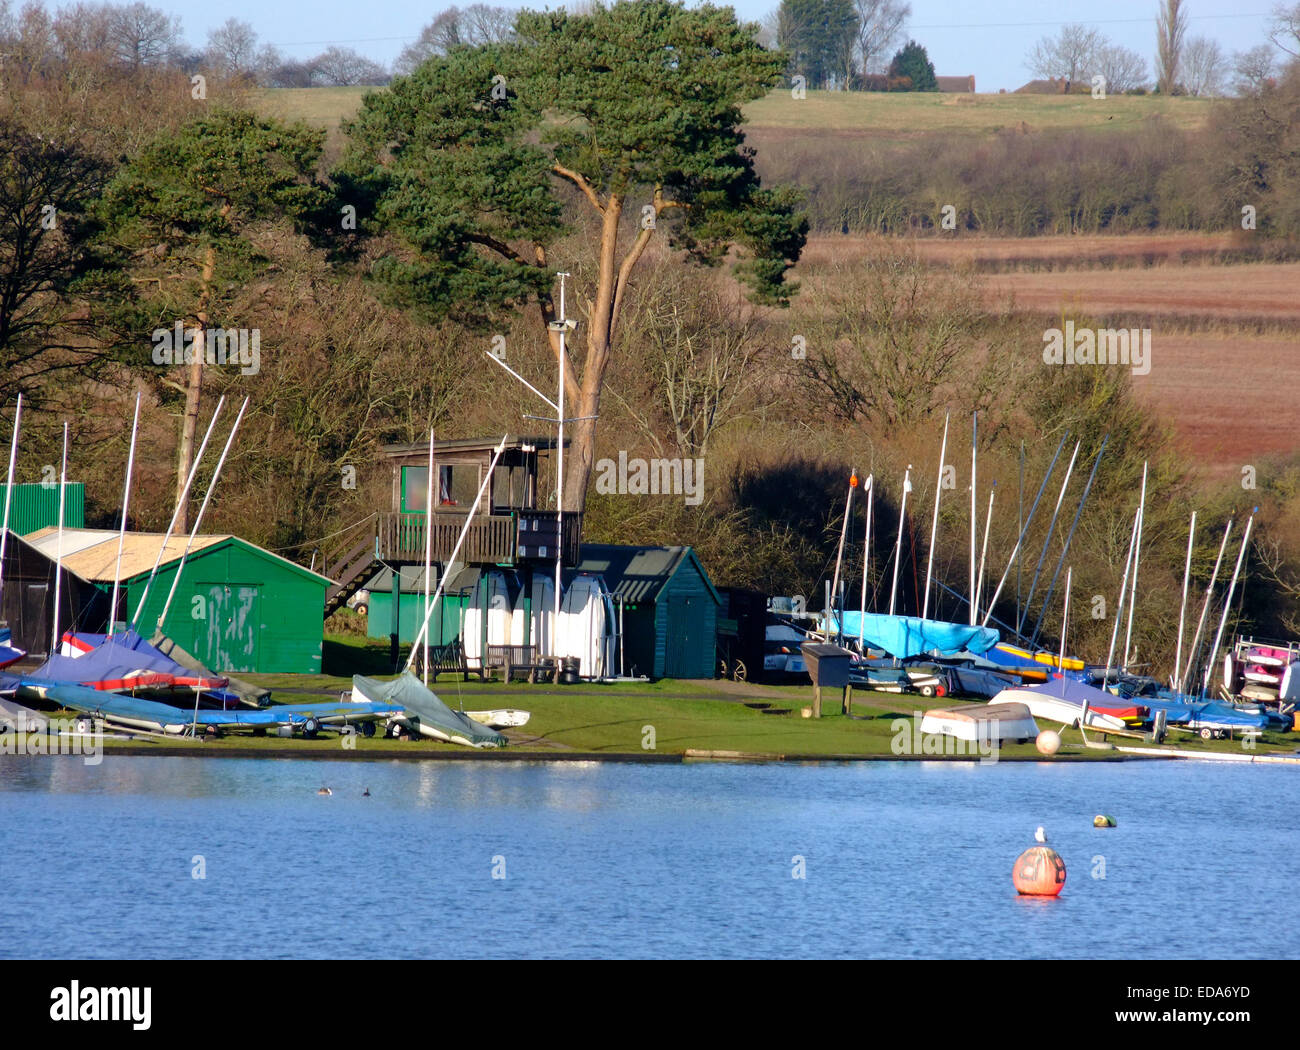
798, 234, 1300, 481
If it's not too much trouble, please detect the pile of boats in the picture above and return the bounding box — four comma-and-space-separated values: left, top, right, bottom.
0, 626, 527, 748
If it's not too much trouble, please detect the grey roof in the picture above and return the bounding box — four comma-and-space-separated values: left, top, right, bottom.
575, 544, 720, 606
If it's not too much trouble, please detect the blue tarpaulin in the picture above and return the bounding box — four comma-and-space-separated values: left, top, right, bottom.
824, 612, 999, 659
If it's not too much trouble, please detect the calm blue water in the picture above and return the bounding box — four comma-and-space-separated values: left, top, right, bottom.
1, 756, 1296, 959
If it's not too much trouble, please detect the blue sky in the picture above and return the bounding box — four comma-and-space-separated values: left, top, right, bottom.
168, 1, 1276, 93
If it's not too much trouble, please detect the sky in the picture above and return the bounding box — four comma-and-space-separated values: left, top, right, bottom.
162, 1, 1278, 93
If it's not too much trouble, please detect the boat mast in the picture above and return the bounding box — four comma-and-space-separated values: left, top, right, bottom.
1018, 440, 1082, 637
131, 396, 226, 631
408, 436, 509, 667
108, 392, 142, 638
1058, 566, 1072, 700
969, 413, 977, 626
1029, 436, 1108, 650
922, 414, 949, 621
156, 398, 250, 635
0, 394, 22, 616
1103, 507, 1141, 688
1180, 517, 1234, 696
422, 428, 435, 684
1172, 510, 1197, 689
888, 466, 912, 618
858, 474, 873, 648
50, 422, 68, 656
1122, 461, 1148, 672
974, 482, 995, 619
1201, 508, 1256, 698
830, 468, 857, 633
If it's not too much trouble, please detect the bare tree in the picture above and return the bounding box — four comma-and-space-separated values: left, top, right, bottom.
205, 17, 259, 77
1233, 43, 1278, 94
108, 2, 181, 69
1026, 23, 1103, 85
1270, 2, 1300, 57
51, 2, 114, 59
852, 0, 909, 78
1093, 43, 1148, 93
1182, 36, 1229, 96
1156, 0, 1188, 93
395, 4, 517, 74
311, 46, 388, 86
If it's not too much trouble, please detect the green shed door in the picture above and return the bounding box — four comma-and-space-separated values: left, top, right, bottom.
198, 583, 261, 673
664, 595, 701, 677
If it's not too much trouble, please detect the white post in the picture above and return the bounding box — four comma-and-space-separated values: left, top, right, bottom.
1122, 461, 1148, 671
1181, 517, 1233, 696
108, 392, 142, 638
131, 396, 226, 630
50, 421, 68, 656
858, 474, 873, 648
888, 466, 912, 618
422, 428, 435, 684
156, 398, 250, 634
407, 436, 509, 667
1202, 509, 1255, 697
0, 393, 22, 609
975, 482, 996, 620
969, 413, 977, 626
922, 414, 948, 621
1173, 510, 1196, 689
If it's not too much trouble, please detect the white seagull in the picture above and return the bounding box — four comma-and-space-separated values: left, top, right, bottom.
1035, 826, 1048, 844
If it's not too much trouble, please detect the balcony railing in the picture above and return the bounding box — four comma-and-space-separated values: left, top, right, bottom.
375, 510, 582, 566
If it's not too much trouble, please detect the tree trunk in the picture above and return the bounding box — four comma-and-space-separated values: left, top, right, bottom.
175, 241, 218, 530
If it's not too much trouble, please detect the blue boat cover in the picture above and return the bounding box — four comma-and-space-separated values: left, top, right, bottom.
35, 632, 186, 687
825, 612, 999, 659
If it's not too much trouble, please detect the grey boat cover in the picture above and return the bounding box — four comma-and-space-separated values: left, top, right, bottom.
352, 672, 507, 748
151, 632, 271, 707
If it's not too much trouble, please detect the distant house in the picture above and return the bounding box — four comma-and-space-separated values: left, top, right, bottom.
1015, 76, 1089, 94
936, 75, 975, 93
575, 544, 720, 680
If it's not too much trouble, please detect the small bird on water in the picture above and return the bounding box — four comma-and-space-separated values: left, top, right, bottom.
317, 787, 332, 796
1035, 826, 1048, 843
362, 788, 370, 797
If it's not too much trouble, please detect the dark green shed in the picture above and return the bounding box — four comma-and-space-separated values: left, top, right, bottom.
575, 544, 720, 680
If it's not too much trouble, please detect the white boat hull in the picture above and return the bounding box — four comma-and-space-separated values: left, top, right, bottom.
991, 687, 1127, 732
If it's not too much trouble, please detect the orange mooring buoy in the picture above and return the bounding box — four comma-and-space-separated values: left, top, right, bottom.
1012, 845, 1067, 896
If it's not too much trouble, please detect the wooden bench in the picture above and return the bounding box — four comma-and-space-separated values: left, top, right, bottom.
411, 640, 473, 682
483, 644, 558, 683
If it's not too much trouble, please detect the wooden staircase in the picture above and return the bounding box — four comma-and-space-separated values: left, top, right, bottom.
324, 535, 380, 618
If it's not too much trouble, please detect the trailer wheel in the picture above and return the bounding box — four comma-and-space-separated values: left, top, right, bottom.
1200, 727, 1213, 740
360, 721, 375, 738
920, 685, 935, 698
732, 660, 747, 683
75, 716, 94, 735
301, 717, 322, 739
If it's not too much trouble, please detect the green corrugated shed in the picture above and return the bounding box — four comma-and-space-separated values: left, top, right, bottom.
127, 540, 329, 674
575, 544, 720, 679
2, 483, 85, 535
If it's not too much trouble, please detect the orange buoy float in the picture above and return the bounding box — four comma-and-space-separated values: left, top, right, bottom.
1013, 828, 1066, 896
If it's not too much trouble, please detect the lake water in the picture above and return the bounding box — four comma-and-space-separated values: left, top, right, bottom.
1, 756, 1296, 959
